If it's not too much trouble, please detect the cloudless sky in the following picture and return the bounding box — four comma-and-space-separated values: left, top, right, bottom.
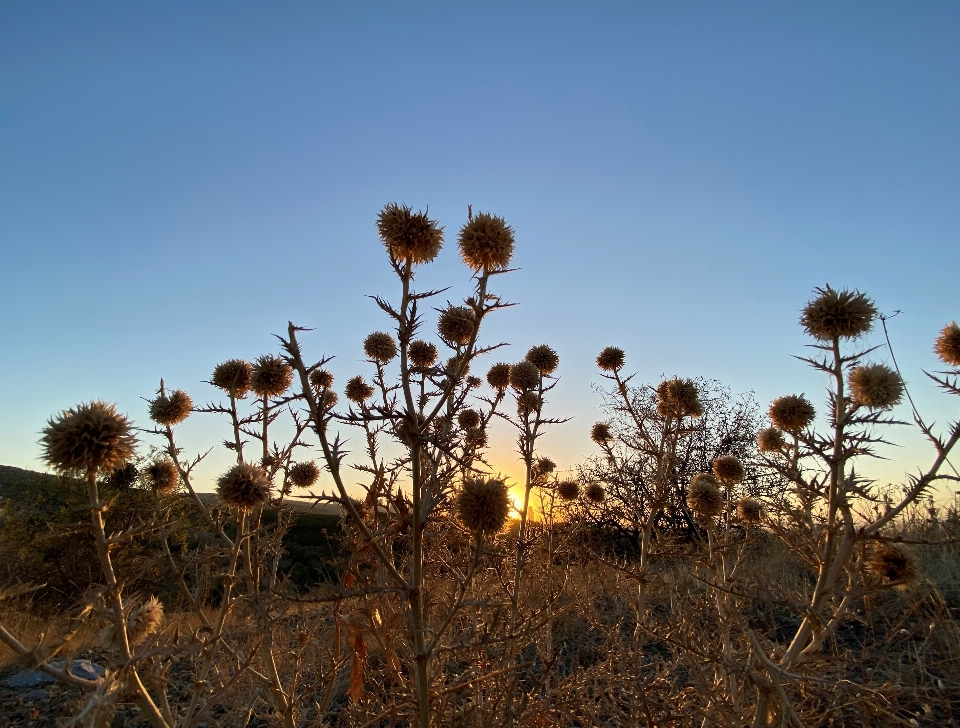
2, 2, 959, 496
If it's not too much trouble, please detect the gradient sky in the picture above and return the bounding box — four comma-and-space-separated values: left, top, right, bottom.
2, 2, 959, 497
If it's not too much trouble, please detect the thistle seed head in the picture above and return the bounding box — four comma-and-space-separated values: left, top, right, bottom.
865, 544, 914, 584
517, 391, 542, 415
850, 363, 903, 409
712, 455, 745, 485
656, 378, 702, 418
212, 359, 253, 398
800, 285, 876, 341
535, 457, 556, 475
769, 395, 815, 433
465, 427, 488, 449
525, 344, 559, 375
41, 401, 137, 475
934, 322, 960, 367
310, 369, 334, 391
457, 408, 481, 430
486, 362, 512, 390
585, 483, 606, 503
758, 427, 787, 453
364, 332, 397, 363
687, 474, 723, 520
289, 461, 320, 487
737, 498, 763, 524
345, 375, 375, 403
409, 340, 439, 368
149, 390, 193, 427
438, 306, 476, 347
217, 463, 271, 509
127, 597, 164, 646
458, 212, 515, 271
509, 361, 541, 391
319, 389, 339, 411
251, 355, 294, 398
596, 347, 625, 372
557, 480, 580, 501
456, 478, 510, 534
144, 458, 179, 495
467, 375, 482, 389
591, 422, 612, 445
377, 203, 443, 265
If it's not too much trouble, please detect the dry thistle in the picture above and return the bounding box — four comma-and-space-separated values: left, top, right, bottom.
319, 389, 339, 411
409, 339, 439, 368
865, 543, 915, 584
596, 346, 625, 371
288, 461, 320, 487
465, 427, 488, 449
458, 211, 515, 271
144, 458, 179, 495
127, 597, 164, 646
456, 478, 511, 534
438, 306, 476, 346
217, 463, 271, 509
687, 473, 724, 520
509, 361, 541, 391
526, 344, 559, 375
712, 455, 745, 485
250, 355, 294, 398
557, 480, 580, 501
758, 426, 787, 453
535, 457, 556, 475
800, 285, 877, 341
591, 422, 612, 445
849, 363, 903, 409
149, 389, 193, 427
212, 359, 253, 398
585, 483, 606, 503
486, 362, 512, 390
737, 497, 763, 524
769, 394, 815, 433
364, 332, 398, 363
377, 202, 444, 265
656, 378, 703, 418
310, 368, 334, 391
41, 401, 137, 475
517, 390, 541, 415
934, 322, 960, 367
457, 408, 481, 430
345, 375, 375, 403
466, 375, 482, 388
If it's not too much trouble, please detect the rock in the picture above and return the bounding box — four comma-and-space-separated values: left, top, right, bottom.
6, 659, 104, 689
23, 689, 51, 700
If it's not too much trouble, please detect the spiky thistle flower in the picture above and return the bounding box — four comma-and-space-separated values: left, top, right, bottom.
557, 480, 580, 500
144, 458, 179, 495
364, 332, 397, 363
458, 408, 481, 430
510, 361, 541, 391
319, 389, 339, 411
288, 461, 320, 487
458, 212, 514, 271
864, 544, 914, 584
769, 395, 815, 433
712, 455, 745, 485
127, 597, 164, 646
591, 422, 612, 445
596, 347, 625, 372
212, 359, 253, 398
377, 203, 444, 265
41, 401, 136, 475
438, 306, 476, 346
487, 362, 511, 390
535, 457, 556, 475
456, 478, 510, 534
467, 375, 482, 389
345, 375, 375, 403
656, 378, 703, 418
526, 344, 559, 376
850, 363, 903, 409
585, 483, 606, 503
517, 391, 541, 415
465, 427, 488, 449
409, 340, 438, 368
800, 285, 877, 341
310, 369, 334, 391
934, 322, 960, 367
251, 355, 293, 398
758, 427, 786, 453
737, 498, 763, 524
687, 474, 723, 520
149, 390, 192, 427
217, 463, 271, 509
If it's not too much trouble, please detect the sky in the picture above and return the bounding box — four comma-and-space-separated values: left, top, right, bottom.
2, 2, 959, 498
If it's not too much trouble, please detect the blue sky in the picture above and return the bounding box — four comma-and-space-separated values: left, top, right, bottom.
2, 2, 958, 494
